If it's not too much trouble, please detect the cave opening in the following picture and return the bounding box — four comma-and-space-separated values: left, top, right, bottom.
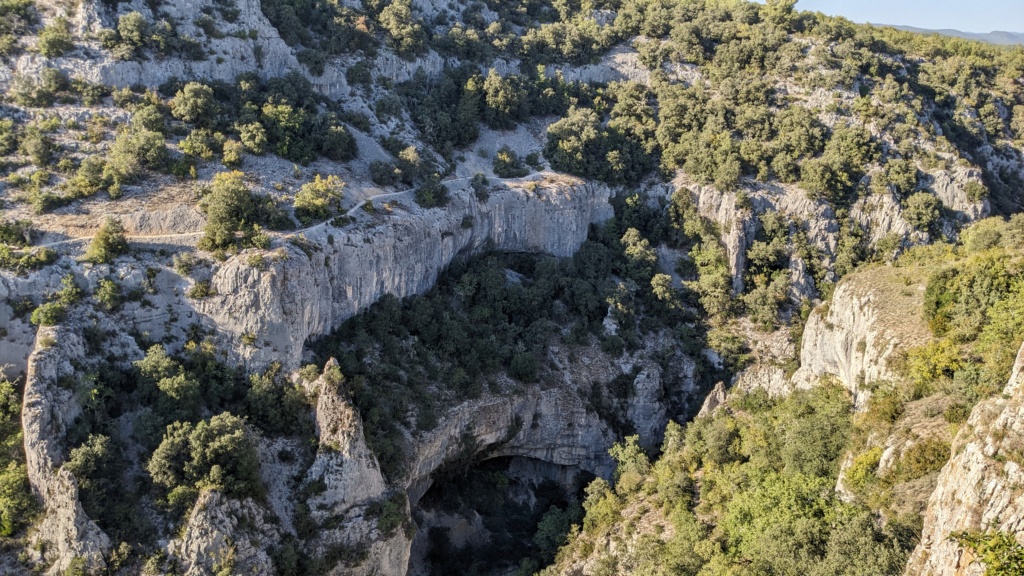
408, 455, 596, 576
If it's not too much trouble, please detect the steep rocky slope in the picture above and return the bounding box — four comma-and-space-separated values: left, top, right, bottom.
906, 344, 1024, 575
1, 0, 1024, 573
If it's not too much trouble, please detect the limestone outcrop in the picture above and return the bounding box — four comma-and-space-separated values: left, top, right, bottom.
791, 266, 933, 407
171, 491, 281, 576
21, 320, 140, 574
198, 177, 612, 370
905, 344, 1024, 576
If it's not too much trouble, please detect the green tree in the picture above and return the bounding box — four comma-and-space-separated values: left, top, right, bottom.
171, 82, 217, 125
199, 171, 258, 250
492, 145, 529, 178
38, 17, 74, 57
105, 126, 168, 184
83, 217, 129, 264
378, 0, 426, 59
903, 191, 941, 233
482, 69, 527, 129
147, 413, 263, 505
293, 174, 344, 224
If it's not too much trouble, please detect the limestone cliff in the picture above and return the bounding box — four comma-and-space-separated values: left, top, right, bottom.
791, 264, 933, 407
905, 344, 1024, 576
21, 319, 139, 574
198, 177, 612, 370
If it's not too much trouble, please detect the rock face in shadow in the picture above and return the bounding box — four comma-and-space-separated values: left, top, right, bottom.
905, 344, 1024, 576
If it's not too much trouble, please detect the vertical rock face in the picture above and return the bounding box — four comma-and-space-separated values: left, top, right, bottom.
198, 179, 612, 370
8, 0, 299, 89
679, 176, 839, 295
172, 491, 281, 576
906, 344, 1024, 576
791, 269, 933, 407
21, 321, 140, 574
307, 360, 388, 513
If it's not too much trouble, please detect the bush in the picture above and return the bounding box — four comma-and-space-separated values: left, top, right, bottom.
0, 0, 35, 58
903, 192, 941, 233
199, 171, 289, 249
171, 82, 217, 125
889, 439, 950, 482
68, 156, 111, 198
105, 126, 168, 184
492, 145, 529, 178
964, 181, 988, 202
414, 175, 450, 208
0, 220, 31, 246
30, 301, 66, 326
366, 492, 407, 537
238, 122, 268, 155
369, 161, 401, 186
179, 128, 224, 160
315, 116, 357, 161
0, 246, 56, 272
222, 139, 244, 167
294, 174, 345, 225
378, 0, 426, 59
200, 171, 258, 249
83, 218, 129, 264
38, 17, 74, 57
94, 279, 123, 311
19, 129, 55, 167
147, 412, 263, 506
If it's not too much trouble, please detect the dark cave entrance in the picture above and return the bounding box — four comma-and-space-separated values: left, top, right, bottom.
408, 456, 596, 576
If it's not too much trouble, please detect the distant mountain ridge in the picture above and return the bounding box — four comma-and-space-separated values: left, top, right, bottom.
883, 25, 1024, 45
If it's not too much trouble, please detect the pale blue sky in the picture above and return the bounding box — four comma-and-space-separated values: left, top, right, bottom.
790, 0, 1024, 33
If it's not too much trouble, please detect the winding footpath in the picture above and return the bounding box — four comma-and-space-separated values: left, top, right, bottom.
35, 175, 502, 250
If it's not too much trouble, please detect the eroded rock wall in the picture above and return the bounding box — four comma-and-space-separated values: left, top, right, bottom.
905, 344, 1024, 576
198, 178, 612, 370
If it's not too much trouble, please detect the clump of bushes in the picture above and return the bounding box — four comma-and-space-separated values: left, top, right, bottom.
83, 217, 129, 264
293, 174, 344, 224
198, 171, 291, 250
492, 145, 529, 178
413, 175, 450, 208
37, 17, 74, 57
30, 274, 83, 326
147, 412, 263, 514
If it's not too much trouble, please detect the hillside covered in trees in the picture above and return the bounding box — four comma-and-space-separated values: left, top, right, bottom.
0, 0, 1023, 574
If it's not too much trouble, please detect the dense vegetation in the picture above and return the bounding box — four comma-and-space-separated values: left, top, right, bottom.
58, 334, 313, 548
2, 0, 1024, 573
544, 214, 1024, 575
541, 384, 910, 575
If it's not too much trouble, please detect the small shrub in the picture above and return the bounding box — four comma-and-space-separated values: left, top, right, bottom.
964, 181, 989, 202
492, 145, 529, 178
294, 175, 345, 225
94, 279, 123, 311
903, 192, 941, 233
222, 139, 244, 167
943, 403, 971, 424
414, 176, 449, 208
186, 280, 215, 299
172, 252, 198, 275
83, 218, 129, 264
30, 302, 65, 326
170, 82, 217, 125
38, 17, 74, 57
